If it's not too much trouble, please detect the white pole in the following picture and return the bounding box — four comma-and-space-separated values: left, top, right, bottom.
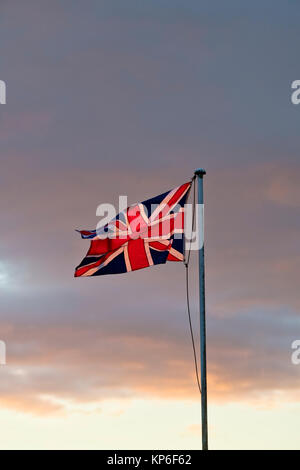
194, 168, 208, 450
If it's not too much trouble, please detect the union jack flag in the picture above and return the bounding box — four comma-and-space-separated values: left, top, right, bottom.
75, 181, 191, 277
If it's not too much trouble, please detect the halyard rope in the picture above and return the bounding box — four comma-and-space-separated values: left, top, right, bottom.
184, 176, 201, 395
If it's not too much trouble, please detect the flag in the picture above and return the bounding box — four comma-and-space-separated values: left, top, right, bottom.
75, 181, 191, 277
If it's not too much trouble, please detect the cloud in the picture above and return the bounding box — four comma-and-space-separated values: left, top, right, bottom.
265, 168, 300, 208
0, 276, 299, 416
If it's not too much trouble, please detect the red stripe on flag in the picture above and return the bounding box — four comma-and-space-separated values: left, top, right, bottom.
88, 237, 128, 256
127, 238, 149, 271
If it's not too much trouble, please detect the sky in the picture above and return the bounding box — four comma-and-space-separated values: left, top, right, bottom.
0, 0, 300, 450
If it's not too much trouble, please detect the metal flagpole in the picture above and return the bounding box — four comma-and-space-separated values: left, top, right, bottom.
194, 168, 208, 450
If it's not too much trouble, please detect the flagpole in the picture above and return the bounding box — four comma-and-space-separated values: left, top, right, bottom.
194, 168, 208, 450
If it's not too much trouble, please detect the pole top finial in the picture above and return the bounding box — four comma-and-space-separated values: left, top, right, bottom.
194, 168, 206, 177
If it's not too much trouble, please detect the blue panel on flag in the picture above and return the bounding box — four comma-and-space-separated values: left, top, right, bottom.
92, 252, 127, 276
149, 247, 169, 266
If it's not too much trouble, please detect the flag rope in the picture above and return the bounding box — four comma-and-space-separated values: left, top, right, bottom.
184, 176, 201, 395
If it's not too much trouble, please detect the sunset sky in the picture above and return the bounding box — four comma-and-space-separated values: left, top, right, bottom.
0, 0, 300, 449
